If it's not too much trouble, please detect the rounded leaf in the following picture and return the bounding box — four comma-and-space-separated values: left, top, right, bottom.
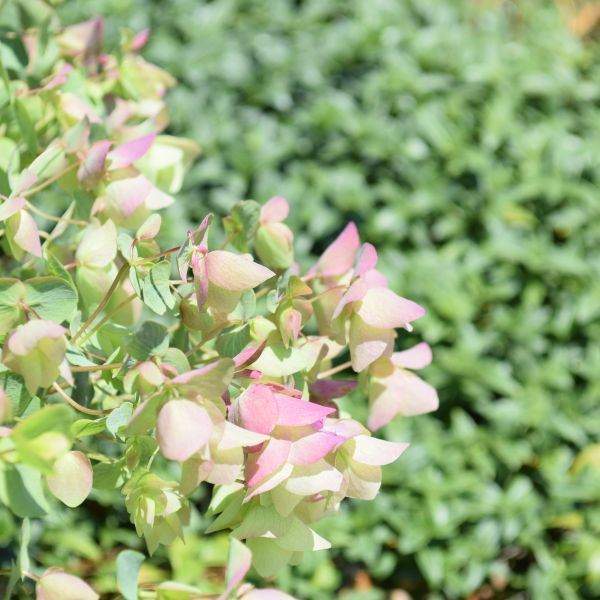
76, 219, 117, 268
157, 400, 213, 461
37, 570, 98, 600
47, 451, 93, 507
255, 223, 294, 270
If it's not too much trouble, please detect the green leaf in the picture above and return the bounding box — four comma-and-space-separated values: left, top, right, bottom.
230, 290, 256, 321
223, 200, 261, 252
116, 549, 145, 600
12, 404, 72, 440
65, 347, 97, 367
13, 99, 37, 153
265, 289, 279, 314
23, 277, 78, 324
71, 418, 106, 438
0, 46, 12, 96
171, 358, 234, 399
162, 348, 190, 376
0, 278, 25, 334
0, 464, 49, 518
11, 405, 72, 473
28, 140, 65, 179
0, 368, 32, 416
215, 324, 251, 358
64, 117, 90, 154
129, 265, 144, 298
176, 238, 193, 283
126, 395, 162, 436
92, 461, 124, 490
125, 435, 158, 470
142, 261, 175, 315
106, 402, 133, 440
250, 342, 313, 377
125, 321, 169, 360
44, 251, 75, 288
2, 562, 19, 600
156, 582, 203, 600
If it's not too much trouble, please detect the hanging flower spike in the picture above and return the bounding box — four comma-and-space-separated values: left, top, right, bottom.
180, 216, 275, 313
335, 431, 410, 500
123, 471, 191, 555
327, 242, 425, 371
181, 421, 269, 493
367, 342, 439, 430
84, 132, 176, 228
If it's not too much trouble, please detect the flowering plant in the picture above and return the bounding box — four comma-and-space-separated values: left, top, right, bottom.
0, 6, 437, 598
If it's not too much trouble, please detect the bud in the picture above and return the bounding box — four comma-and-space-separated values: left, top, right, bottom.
2, 320, 66, 393
124, 360, 164, 395
255, 222, 294, 271
254, 196, 294, 270
124, 471, 190, 554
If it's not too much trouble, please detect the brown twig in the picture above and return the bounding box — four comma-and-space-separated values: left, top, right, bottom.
52, 383, 111, 416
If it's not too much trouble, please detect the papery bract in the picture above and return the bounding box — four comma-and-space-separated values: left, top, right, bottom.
47, 450, 93, 508
2, 320, 67, 393
36, 570, 99, 600
367, 343, 439, 430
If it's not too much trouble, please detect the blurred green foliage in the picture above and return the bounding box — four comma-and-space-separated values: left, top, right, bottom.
46, 0, 600, 597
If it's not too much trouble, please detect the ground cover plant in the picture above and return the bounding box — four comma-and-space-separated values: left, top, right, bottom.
0, 3, 438, 598
50, 0, 600, 598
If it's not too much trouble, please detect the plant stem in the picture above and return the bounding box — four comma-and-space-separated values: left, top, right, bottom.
133, 245, 181, 265
317, 360, 353, 379
70, 362, 123, 373
309, 284, 345, 303
219, 231, 236, 249
72, 263, 129, 343
23, 162, 78, 197
52, 383, 111, 416
76, 293, 136, 345
26, 201, 88, 226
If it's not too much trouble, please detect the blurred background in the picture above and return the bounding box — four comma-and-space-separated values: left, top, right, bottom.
20, 0, 600, 597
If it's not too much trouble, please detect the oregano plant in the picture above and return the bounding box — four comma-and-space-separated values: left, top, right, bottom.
0, 5, 438, 599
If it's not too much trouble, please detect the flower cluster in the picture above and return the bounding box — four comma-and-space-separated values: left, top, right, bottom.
0, 8, 437, 598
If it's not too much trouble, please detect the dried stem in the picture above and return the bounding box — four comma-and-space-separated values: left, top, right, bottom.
52, 383, 111, 416
317, 360, 353, 379
70, 362, 123, 373
72, 263, 129, 343
76, 293, 136, 345
26, 201, 88, 226
23, 162, 78, 197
